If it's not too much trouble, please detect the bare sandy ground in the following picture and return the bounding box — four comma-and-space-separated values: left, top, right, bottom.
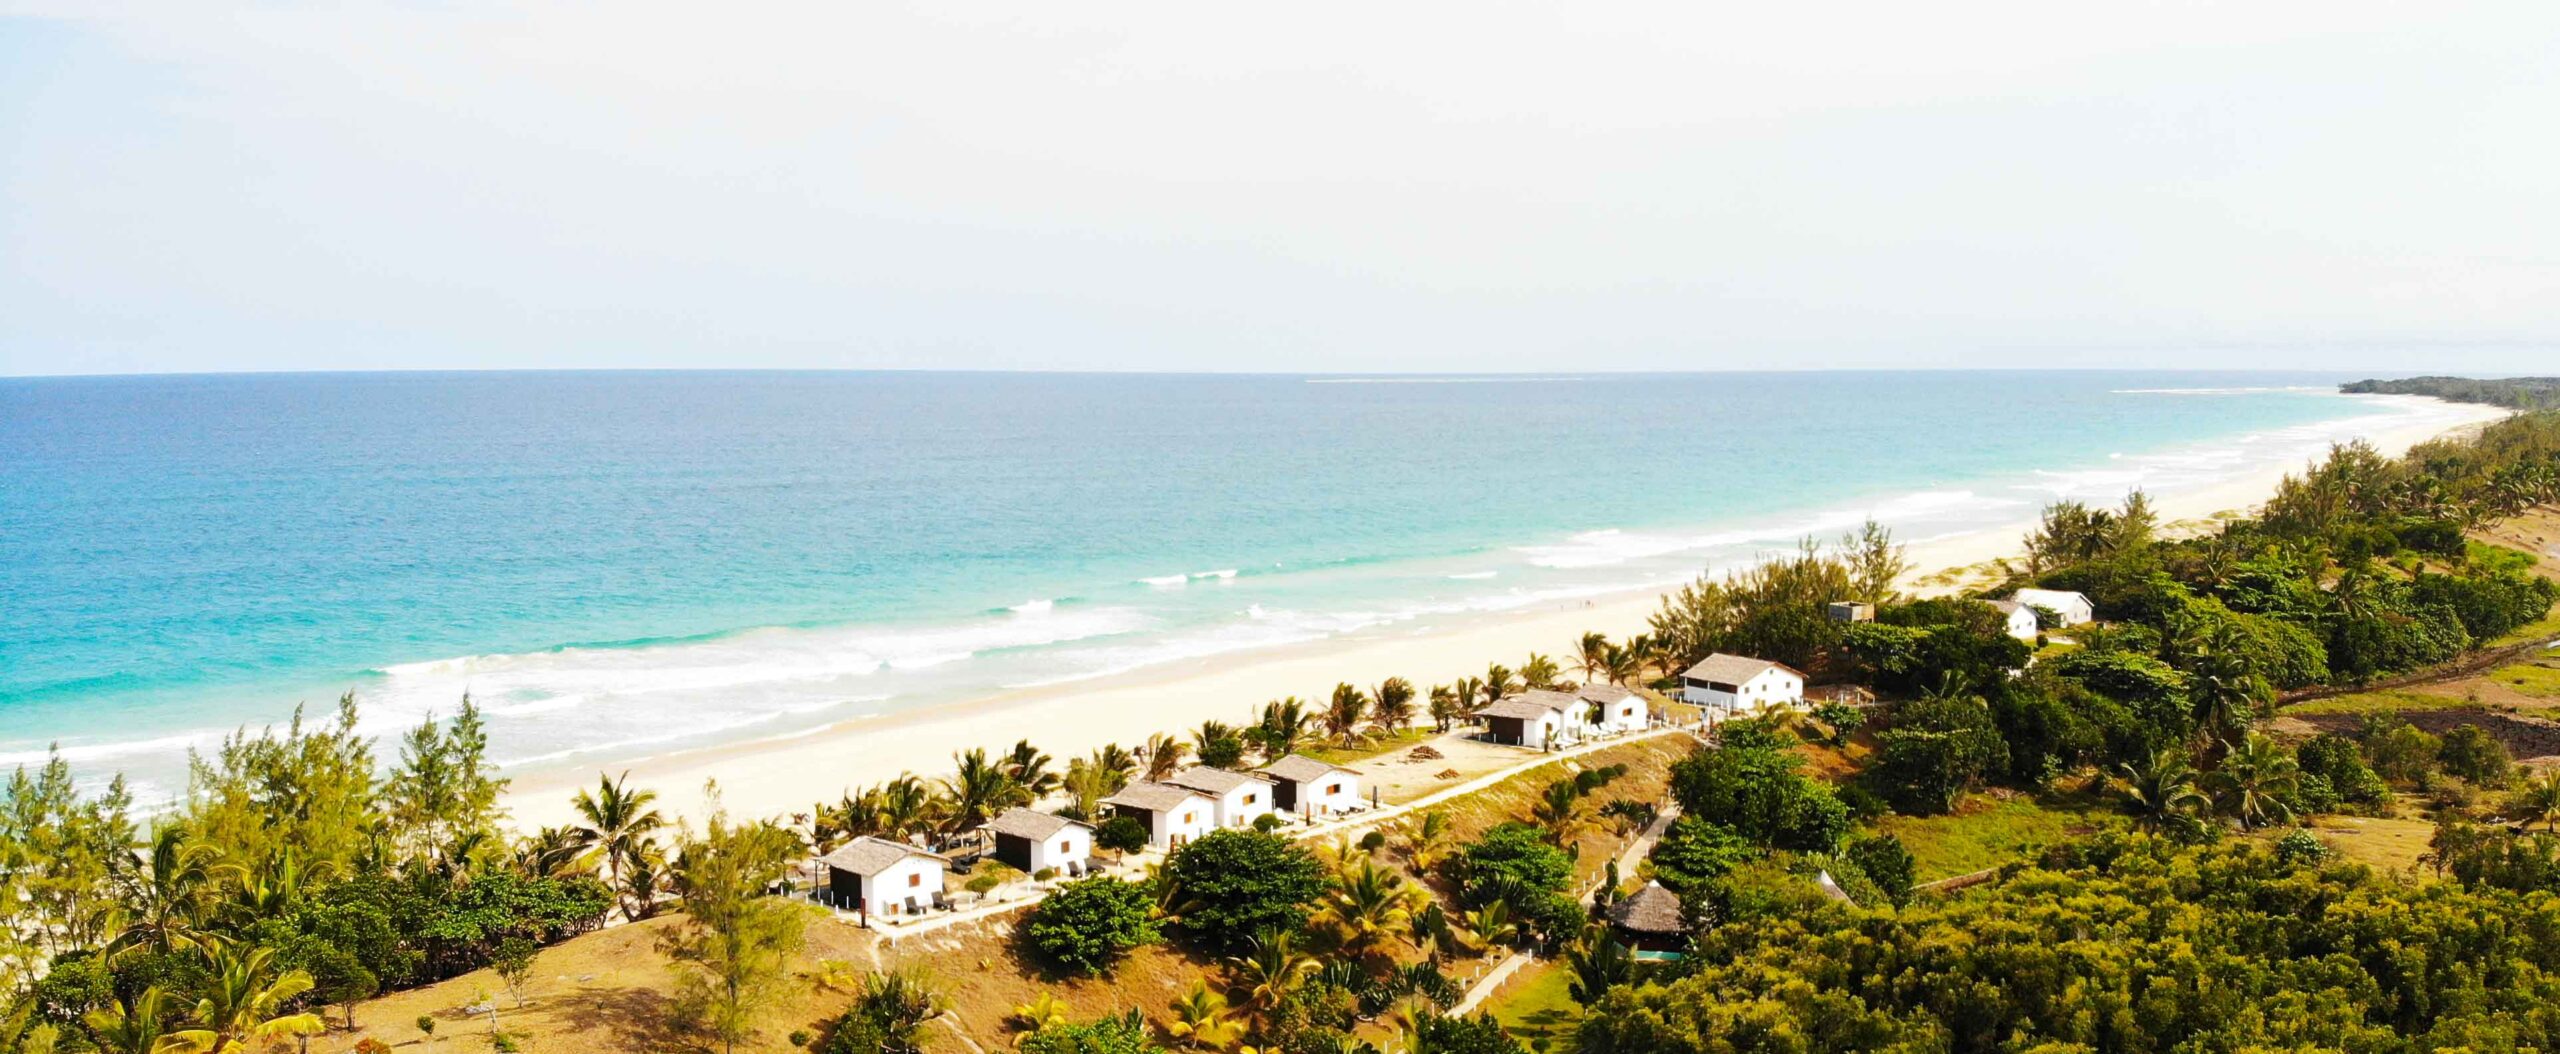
505, 400, 2509, 829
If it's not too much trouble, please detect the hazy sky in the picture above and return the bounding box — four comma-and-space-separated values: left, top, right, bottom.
5, 3, 2558, 377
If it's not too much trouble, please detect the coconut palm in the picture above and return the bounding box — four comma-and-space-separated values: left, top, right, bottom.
1566, 634, 1607, 685
1164, 979, 1246, 1050
1256, 698, 1312, 762
620, 841, 670, 920
1142, 733, 1190, 782
2513, 769, 2560, 832
1521, 653, 1563, 690
1191, 720, 1246, 768
1481, 665, 1517, 703
107, 828, 218, 960
159, 941, 326, 1054
571, 770, 665, 915
1453, 677, 1488, 720
1395, 810, 1452, 871
2186, 626, 2273, 746
877, 774, 942, 840
1564, 926, 1638, 1006
2113, 748, 2209, 833
1531, 779, 1591, 845
2209, 733, 2301, 829
1229, 928, 1318, 1017
514, 825, 593, 878
1457, 899, 1521, 955
1599, 798, 1657, 838
1600, 643, 1644, 686
1425, 684, 1463, 733
940, 748, 1022, 840
1002, 740, 1062, 801
1319, 857, 1428, 955
1372, 678, 1418, 736
1322, 684, 1373, 749
1062, 752, 1129, 820
1013, 991, 1072, 1033
216, 849, 334, 929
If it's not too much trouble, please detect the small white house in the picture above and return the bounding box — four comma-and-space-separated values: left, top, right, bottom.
1103, 781, 1219, 850
818, 836, 949, 919
2012, 588, 2096, 628
1984, 599, 2042, 642
1166, 766, 1277, 829
984, 807, 1093, 877
1474, 689, 1602, 750
1261, 754, 1363, 817
1679, 654, 1805, 713
1577, 683, 1651, 735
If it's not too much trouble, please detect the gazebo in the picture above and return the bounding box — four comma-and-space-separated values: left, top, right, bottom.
1606, 881, 1691, 955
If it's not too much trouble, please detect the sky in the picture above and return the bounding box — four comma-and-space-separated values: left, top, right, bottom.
3, 2, 2558, 377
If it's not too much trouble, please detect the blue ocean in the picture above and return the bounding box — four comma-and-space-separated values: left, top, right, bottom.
0, 370, 2452, 797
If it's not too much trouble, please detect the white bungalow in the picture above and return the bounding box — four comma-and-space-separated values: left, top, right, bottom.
1103, 781, 1219, 850
1474, 690, 1601, 750
1166, 766, 1277, 829
1577, 683, 1651, 735
984, 807, 1094, 877
1261, 754, 1363, 817
1679, 654, 1804, 714
1984, 599, 2042, 642
2011, 588, 2096, 628
817, 836, 949, 920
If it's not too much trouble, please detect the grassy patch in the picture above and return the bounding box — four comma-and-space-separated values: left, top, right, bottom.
1488, 960, 1581, 1052
2487, 661, 2560, 699
1873, 792, 2121, 882
2493, 611, 2560, 648
1303, 727, 1439, 765
2281, 689, 2475, 717
2469, 539, 2542, 574
2307, 814, 2440, 876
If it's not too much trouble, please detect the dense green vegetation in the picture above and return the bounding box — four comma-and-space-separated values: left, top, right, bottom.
2343, 374, 2560, 409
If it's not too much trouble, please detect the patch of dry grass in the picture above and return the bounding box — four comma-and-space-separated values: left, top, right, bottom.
2306, 813, 2440, 876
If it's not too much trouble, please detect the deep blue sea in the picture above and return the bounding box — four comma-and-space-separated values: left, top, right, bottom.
0, 370, 2460, 798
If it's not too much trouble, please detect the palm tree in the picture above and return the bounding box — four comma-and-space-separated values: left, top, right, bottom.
514, 825, 592, 878
1531, 779, 1591, 845
1322, 684, 1373, 749
83, 987, 172, 1054
1457, 899, 1521, 955
2113, 748, 2208, 833
2513, 770, 2560, 832
1164, 979, 1245, 1050
1063, 751, 1130, 819
941, 748, 1022, 841
572, 771, 664, 917
1002, 740, 1062, 801
1142, 733, 1190, 782
1395, 810, 1452, 871
108, 828, 217, 960
1600, 643, 1644, 686
1192, 720, 1245, 768
1599, 799, 1657, 838
1372, 678, 1417, 736
1013, 991, 1072, 1034
1230, 929, 1317, 1018
1481, 664, 1517, 703
1318, 857, 1427, 955
877, 774, 943, 840
2186, 625, 2272, 746
2209, 733, 2300, 829
620, 842, 670, 920
216, 849, 334, 929
1521, 653, 1562, 690
1256, 698, 1312, 762
159, 941, 326, 1054
1576, 632, 1611, 680
1563, 927, 1636, 1006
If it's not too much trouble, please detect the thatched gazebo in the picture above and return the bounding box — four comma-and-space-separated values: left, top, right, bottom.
1607, 880, 1690, 952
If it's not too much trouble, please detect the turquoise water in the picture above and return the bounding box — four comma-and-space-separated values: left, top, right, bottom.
0, 370, 2446, 797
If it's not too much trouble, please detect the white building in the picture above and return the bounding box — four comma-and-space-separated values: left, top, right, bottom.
1679, 654, 1805, 714
984, 807, 1093, 877
817, 836, 949, 920
1166, 766, 1277, 829
1577, 683, 1651, 735
2012, 588, 2096, 627
1261, 754, 1363, 817
1985, 599, 2042, 642
1474, 690, 1601, 750
1103, 781, 1219, 850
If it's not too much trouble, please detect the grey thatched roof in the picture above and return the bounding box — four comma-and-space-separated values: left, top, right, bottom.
1608, 881, 1689, 935
984, 807, 1088, 841
1475, 689, 1579, 721
818, 836, 946, 877
1262, 754, 1356, 784
1168, 766, 1273, 795
1103, 781, 1212, 812
1575, 683, 1642, 706
1985, 599, 2025, 615
1680, 653, 1798, 685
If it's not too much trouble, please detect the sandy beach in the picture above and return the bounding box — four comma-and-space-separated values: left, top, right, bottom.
505, 399, 2511, 830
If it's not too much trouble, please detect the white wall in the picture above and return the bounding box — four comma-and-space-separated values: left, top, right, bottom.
1147, 799, 1216, 849
861, 856, 945, 917
1213, 783, 1273, 828
1031, 828, 1089, 873
1301, 773, 1361, 815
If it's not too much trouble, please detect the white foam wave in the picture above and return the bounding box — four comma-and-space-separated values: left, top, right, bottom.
1513, 490, 2011, 570
1138, 568, 1238, 588
1446, 571, 1499, 580
1010, 598, 1056, 615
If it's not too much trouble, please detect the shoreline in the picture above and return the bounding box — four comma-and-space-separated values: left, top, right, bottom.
502, 398, 2511, 830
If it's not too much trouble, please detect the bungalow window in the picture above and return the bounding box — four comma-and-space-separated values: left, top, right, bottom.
1182, 812, 1195, 824
1325, 781, 1340, 795
1244, 793, 1257, 806
908, 872, 921, 887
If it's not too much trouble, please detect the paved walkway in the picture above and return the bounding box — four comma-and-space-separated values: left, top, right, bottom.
1448, 800, 1683, 1016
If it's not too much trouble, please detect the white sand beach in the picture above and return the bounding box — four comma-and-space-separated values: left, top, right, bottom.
504, 400, 2511, 830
